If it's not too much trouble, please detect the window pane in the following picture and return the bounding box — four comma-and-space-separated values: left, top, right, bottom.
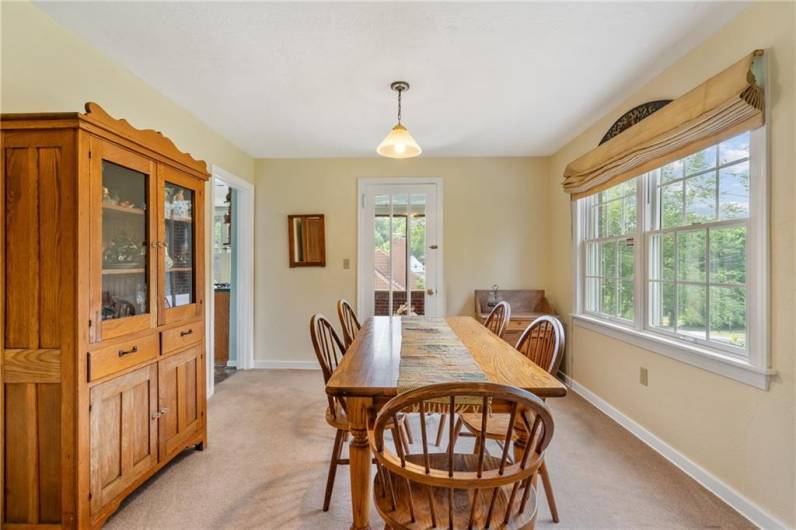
709, 225, 746, 284
677, 284, 707, 340
649, 233, 675, 281
649, 281, 675, 330
602, 184, 622, 202
601, 240, 617, 277
588, 204, 599, 239
709, 286, 746, 348
602, 279, 617, 316
660, 160, 683, 184
586, 242, 599, 276
623, 193, 637, 234
684, 146, 717, 175
619, 239, 634, 279
718, 161, 750, 220
619, 280, 634, 321
719, 131, 750, 165
677, 230, 706, 282
660, 181, 684, 229
685, 172, 717, 224
585, 277, 600, 313
600, 201, 622, 237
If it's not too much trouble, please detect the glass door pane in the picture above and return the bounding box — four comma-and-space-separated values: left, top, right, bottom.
101, 160, 149, 321
372, 192, 427, 316
163, 182, 195, 308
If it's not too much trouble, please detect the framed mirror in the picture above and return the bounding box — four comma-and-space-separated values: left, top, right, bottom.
288, 214, 326, 267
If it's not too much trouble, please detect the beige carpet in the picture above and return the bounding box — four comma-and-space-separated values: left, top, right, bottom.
106, 370, 752, 529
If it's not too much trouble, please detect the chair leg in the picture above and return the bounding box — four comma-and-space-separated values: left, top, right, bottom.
400, 423, 411, 453
323, 429, 345, 512
540, 459, 559, 522
446, 416, 464, 453
403, 416, 414, 444
434, 413, 448, 446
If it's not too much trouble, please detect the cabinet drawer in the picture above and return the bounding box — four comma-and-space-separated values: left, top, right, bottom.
88, 334, 159, 382
161, 323, 203, 355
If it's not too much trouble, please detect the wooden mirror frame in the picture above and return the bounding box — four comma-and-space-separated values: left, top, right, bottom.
288, 214, 326, 267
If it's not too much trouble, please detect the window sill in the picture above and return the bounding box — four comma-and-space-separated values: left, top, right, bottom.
570, 313, 775, 390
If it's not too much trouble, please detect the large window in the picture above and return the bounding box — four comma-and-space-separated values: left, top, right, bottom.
575, 130, 768, 384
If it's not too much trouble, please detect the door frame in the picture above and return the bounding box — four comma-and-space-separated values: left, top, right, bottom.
356, 177, 445, 319
205, 165, 255, 399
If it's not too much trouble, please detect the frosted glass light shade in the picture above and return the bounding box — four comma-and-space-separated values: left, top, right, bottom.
377, 123, 422, 159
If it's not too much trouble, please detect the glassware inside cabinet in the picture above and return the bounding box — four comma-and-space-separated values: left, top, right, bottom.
163, 182, 195, 308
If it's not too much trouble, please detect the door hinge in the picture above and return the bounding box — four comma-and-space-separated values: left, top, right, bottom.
88, 150, 92, 159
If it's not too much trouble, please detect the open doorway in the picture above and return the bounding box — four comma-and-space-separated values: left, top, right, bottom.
213, 179, 236, 383
206, 165, 254, 398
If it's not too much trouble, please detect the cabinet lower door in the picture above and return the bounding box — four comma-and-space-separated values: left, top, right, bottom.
158, 346, 204, 460
89, 364, 158, 514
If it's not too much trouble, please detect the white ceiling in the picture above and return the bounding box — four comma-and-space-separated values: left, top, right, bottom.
37, 2, 748, 158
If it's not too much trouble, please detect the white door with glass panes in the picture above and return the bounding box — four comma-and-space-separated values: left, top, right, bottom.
358, 180, 442, 319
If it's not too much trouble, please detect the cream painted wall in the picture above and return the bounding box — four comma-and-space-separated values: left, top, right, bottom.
547, 3, 795, 526
0, 1, 254, 182
255, 157, 550, 363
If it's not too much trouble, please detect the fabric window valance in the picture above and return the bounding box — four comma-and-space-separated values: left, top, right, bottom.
563, 50, 765, 199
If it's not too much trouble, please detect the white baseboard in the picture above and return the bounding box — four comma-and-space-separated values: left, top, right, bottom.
561, 374, 787, 530
226, 360, 237, 368
253, 360, 319, 370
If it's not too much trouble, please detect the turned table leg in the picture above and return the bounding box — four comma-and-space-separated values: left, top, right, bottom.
347, 397, 373, 530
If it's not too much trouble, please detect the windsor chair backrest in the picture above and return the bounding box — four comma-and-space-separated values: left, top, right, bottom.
483, 301, 511, 338
370, 382, 554, 529
514, 315, 565, 376
310, 313, 348, 419
337, 299, 361, 349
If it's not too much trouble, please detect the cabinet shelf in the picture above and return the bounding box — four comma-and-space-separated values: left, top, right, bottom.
103, 267, 145, 275
103, 203, 145, 215
165, 214, 192, 223
167, 267, 192, 273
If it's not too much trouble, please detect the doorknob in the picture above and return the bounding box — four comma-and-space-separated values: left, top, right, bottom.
426, 288, 435, 295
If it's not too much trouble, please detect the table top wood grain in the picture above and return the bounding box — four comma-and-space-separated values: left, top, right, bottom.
325, 316, 567, 399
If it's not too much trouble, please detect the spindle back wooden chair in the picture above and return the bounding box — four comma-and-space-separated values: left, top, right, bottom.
514, 315, 565, 376
310, 313, 351, 511
337, 298, 361, 349
310, 313, 412, 512
483, 300, 512, 338
370, 382, 554, 529
456, 315, 566, 522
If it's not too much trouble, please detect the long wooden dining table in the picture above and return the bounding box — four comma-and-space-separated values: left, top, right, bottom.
325, 315, 568, 529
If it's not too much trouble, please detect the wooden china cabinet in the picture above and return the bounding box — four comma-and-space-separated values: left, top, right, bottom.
1, 103, 208, 528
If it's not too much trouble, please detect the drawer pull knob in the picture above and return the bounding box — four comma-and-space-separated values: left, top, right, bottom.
118, 346, 138, 357
180, 329, 193, 337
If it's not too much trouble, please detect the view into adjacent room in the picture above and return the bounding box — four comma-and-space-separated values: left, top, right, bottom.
213, 179, 237, 384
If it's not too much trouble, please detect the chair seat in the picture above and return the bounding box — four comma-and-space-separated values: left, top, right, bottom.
325, 403, 350, 431
374, 453, 537, 530
460, 412, 521, 441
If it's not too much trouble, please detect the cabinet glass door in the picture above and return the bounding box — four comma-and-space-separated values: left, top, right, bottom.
159, 167, 204, 324
90, 139, 157, 343
102, 161, 149, 318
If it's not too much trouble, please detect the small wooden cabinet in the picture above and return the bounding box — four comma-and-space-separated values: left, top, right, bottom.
474, 289, 557, 346
2, 103, 209, 528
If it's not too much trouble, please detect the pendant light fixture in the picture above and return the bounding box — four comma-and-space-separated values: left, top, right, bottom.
377, 81, 422, 159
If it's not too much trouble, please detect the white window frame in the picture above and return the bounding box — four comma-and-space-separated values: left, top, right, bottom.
572, 126, 774, 389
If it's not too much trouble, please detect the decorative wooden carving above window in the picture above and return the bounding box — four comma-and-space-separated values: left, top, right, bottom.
599, 100, 672, 145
